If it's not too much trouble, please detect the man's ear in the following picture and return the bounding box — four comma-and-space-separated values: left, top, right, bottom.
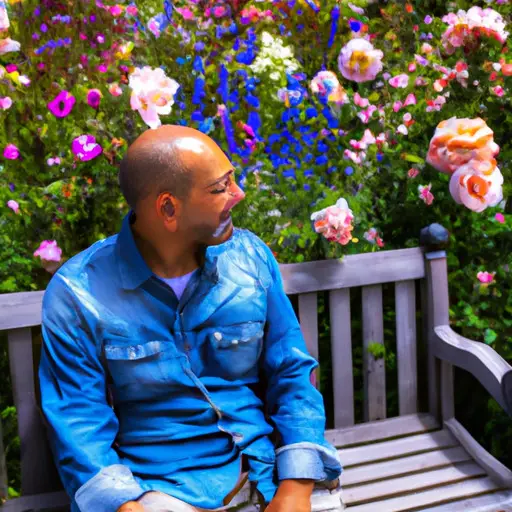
157, 193, 179, 232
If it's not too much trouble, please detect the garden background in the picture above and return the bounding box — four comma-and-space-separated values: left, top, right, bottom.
1, 0, 512, 500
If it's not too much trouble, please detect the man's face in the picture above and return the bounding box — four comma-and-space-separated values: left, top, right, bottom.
179, 159, 246, 246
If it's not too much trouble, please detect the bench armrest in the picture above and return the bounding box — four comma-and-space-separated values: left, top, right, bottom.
434, 325, 512, 416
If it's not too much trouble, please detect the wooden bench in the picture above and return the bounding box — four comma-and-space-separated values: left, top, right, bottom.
2, 223, 512, 511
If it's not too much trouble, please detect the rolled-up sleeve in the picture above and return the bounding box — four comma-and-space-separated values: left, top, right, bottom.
39, 275, 145, 511
258, 243, 342, 483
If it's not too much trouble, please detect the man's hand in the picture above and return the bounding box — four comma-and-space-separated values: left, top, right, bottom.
116, 501, 144, 512
265, 479, 314, 512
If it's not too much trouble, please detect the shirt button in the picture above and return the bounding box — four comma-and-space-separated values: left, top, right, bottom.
231, 339, 239, 345
184, 343, 191, 352
213, 332, 223, 341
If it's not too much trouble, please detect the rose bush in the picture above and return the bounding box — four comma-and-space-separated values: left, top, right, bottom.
1, 0, 512, 497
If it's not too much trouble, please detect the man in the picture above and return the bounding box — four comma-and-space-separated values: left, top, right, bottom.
39, 125, 342, 512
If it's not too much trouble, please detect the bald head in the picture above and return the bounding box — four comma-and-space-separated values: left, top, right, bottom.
119, 125, 221, 210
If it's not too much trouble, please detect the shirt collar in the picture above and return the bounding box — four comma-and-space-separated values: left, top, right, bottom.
116, 210, 154, 290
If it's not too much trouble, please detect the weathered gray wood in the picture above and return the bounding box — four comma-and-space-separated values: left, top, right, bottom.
0, 490, 70, 511
444, 418, 512, 488
421, 277, 440, 421
424, 251, 453, 421
362, 285, 386, 422
338, 430, 457, 467
298, 292, 319, 388
435, 325, 512, 416
0, 291, 44, 330
329, 288, 354, 428
395, 280, 418, 415
421, 490, 512, 511
0, 416, 7, 500
325, 413, 439, 448
347, 476, 502, 512
8, 328, 60, 495
279, 247, 425, 295
343, 461, 486, 505
341, 446, 471, 487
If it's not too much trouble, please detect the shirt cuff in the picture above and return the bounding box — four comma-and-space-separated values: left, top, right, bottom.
276, 442, 342, 482
75, 464, 146, 512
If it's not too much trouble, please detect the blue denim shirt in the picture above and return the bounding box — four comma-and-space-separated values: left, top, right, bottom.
39, 212, 342, 512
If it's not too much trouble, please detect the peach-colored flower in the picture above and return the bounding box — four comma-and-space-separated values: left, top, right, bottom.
418, 184, 434, 205
426, 117, 499, 175
311, 198, 355, 246
338, 38, 383, 83
310, 71, 348, 104
108, 83, 123, 97
449, 162, 503, 212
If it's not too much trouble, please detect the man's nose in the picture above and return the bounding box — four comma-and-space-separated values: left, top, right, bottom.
229, 182, 246, 203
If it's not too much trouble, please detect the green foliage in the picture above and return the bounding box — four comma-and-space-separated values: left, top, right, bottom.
367, 342, 386, 360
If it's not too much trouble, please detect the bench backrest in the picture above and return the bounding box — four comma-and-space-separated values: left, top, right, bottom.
0, 245, 449, 499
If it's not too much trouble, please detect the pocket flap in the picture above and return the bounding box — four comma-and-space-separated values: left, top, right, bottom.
210, 321, 264, 349
104, 340, 167, 360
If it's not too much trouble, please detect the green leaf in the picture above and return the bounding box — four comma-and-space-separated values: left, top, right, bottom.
484, 329, 497, 345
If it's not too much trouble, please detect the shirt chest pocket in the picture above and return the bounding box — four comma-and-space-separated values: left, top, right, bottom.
207, 321, 264, 380
103, 338, 182, 391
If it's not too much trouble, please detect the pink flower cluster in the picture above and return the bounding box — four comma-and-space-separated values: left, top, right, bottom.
442, 7, 508, 54
310, 198, 355, 246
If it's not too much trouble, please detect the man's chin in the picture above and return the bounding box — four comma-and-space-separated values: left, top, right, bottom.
208, 218, 234, 246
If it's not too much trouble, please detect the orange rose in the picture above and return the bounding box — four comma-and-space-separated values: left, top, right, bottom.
427, 117, 499, 174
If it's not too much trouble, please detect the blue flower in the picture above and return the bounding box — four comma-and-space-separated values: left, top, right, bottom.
316, 155, 328, 165
345, 166, 354, 176
350, 20, 362, 33
306, 107, 318, 119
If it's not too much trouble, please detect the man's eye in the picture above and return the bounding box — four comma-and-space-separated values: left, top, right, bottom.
211, 178, 231, 194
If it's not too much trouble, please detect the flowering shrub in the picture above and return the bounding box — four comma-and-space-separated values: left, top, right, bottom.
1, 0, 512, 493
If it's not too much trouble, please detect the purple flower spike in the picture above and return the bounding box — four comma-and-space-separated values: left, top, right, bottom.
48, 90, 76, 118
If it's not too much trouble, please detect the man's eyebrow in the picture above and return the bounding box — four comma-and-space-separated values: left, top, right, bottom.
205, 169, 235, 188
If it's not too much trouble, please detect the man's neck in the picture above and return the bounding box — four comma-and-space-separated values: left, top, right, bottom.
130, 221, 201, 279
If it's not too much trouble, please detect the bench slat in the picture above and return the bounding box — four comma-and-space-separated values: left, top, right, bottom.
341, 446, 471, 487
421, 489, 512, 511
344, 461, 486, 505
395, 280, 418, 415
329, 288, 354, 428
0, 417, 7, 499
1, 490, 69, 511
298, 292, 319, 388
0, 291, 44, 330
339, 429, 458, 467
326, 413, 440, 448
362, 284, 386, 421
8, 328, 60, 495
279, 247, 425, 294
346, 476, 502, 512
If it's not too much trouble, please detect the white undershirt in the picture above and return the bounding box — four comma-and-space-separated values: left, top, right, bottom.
156, 268, 198, 300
